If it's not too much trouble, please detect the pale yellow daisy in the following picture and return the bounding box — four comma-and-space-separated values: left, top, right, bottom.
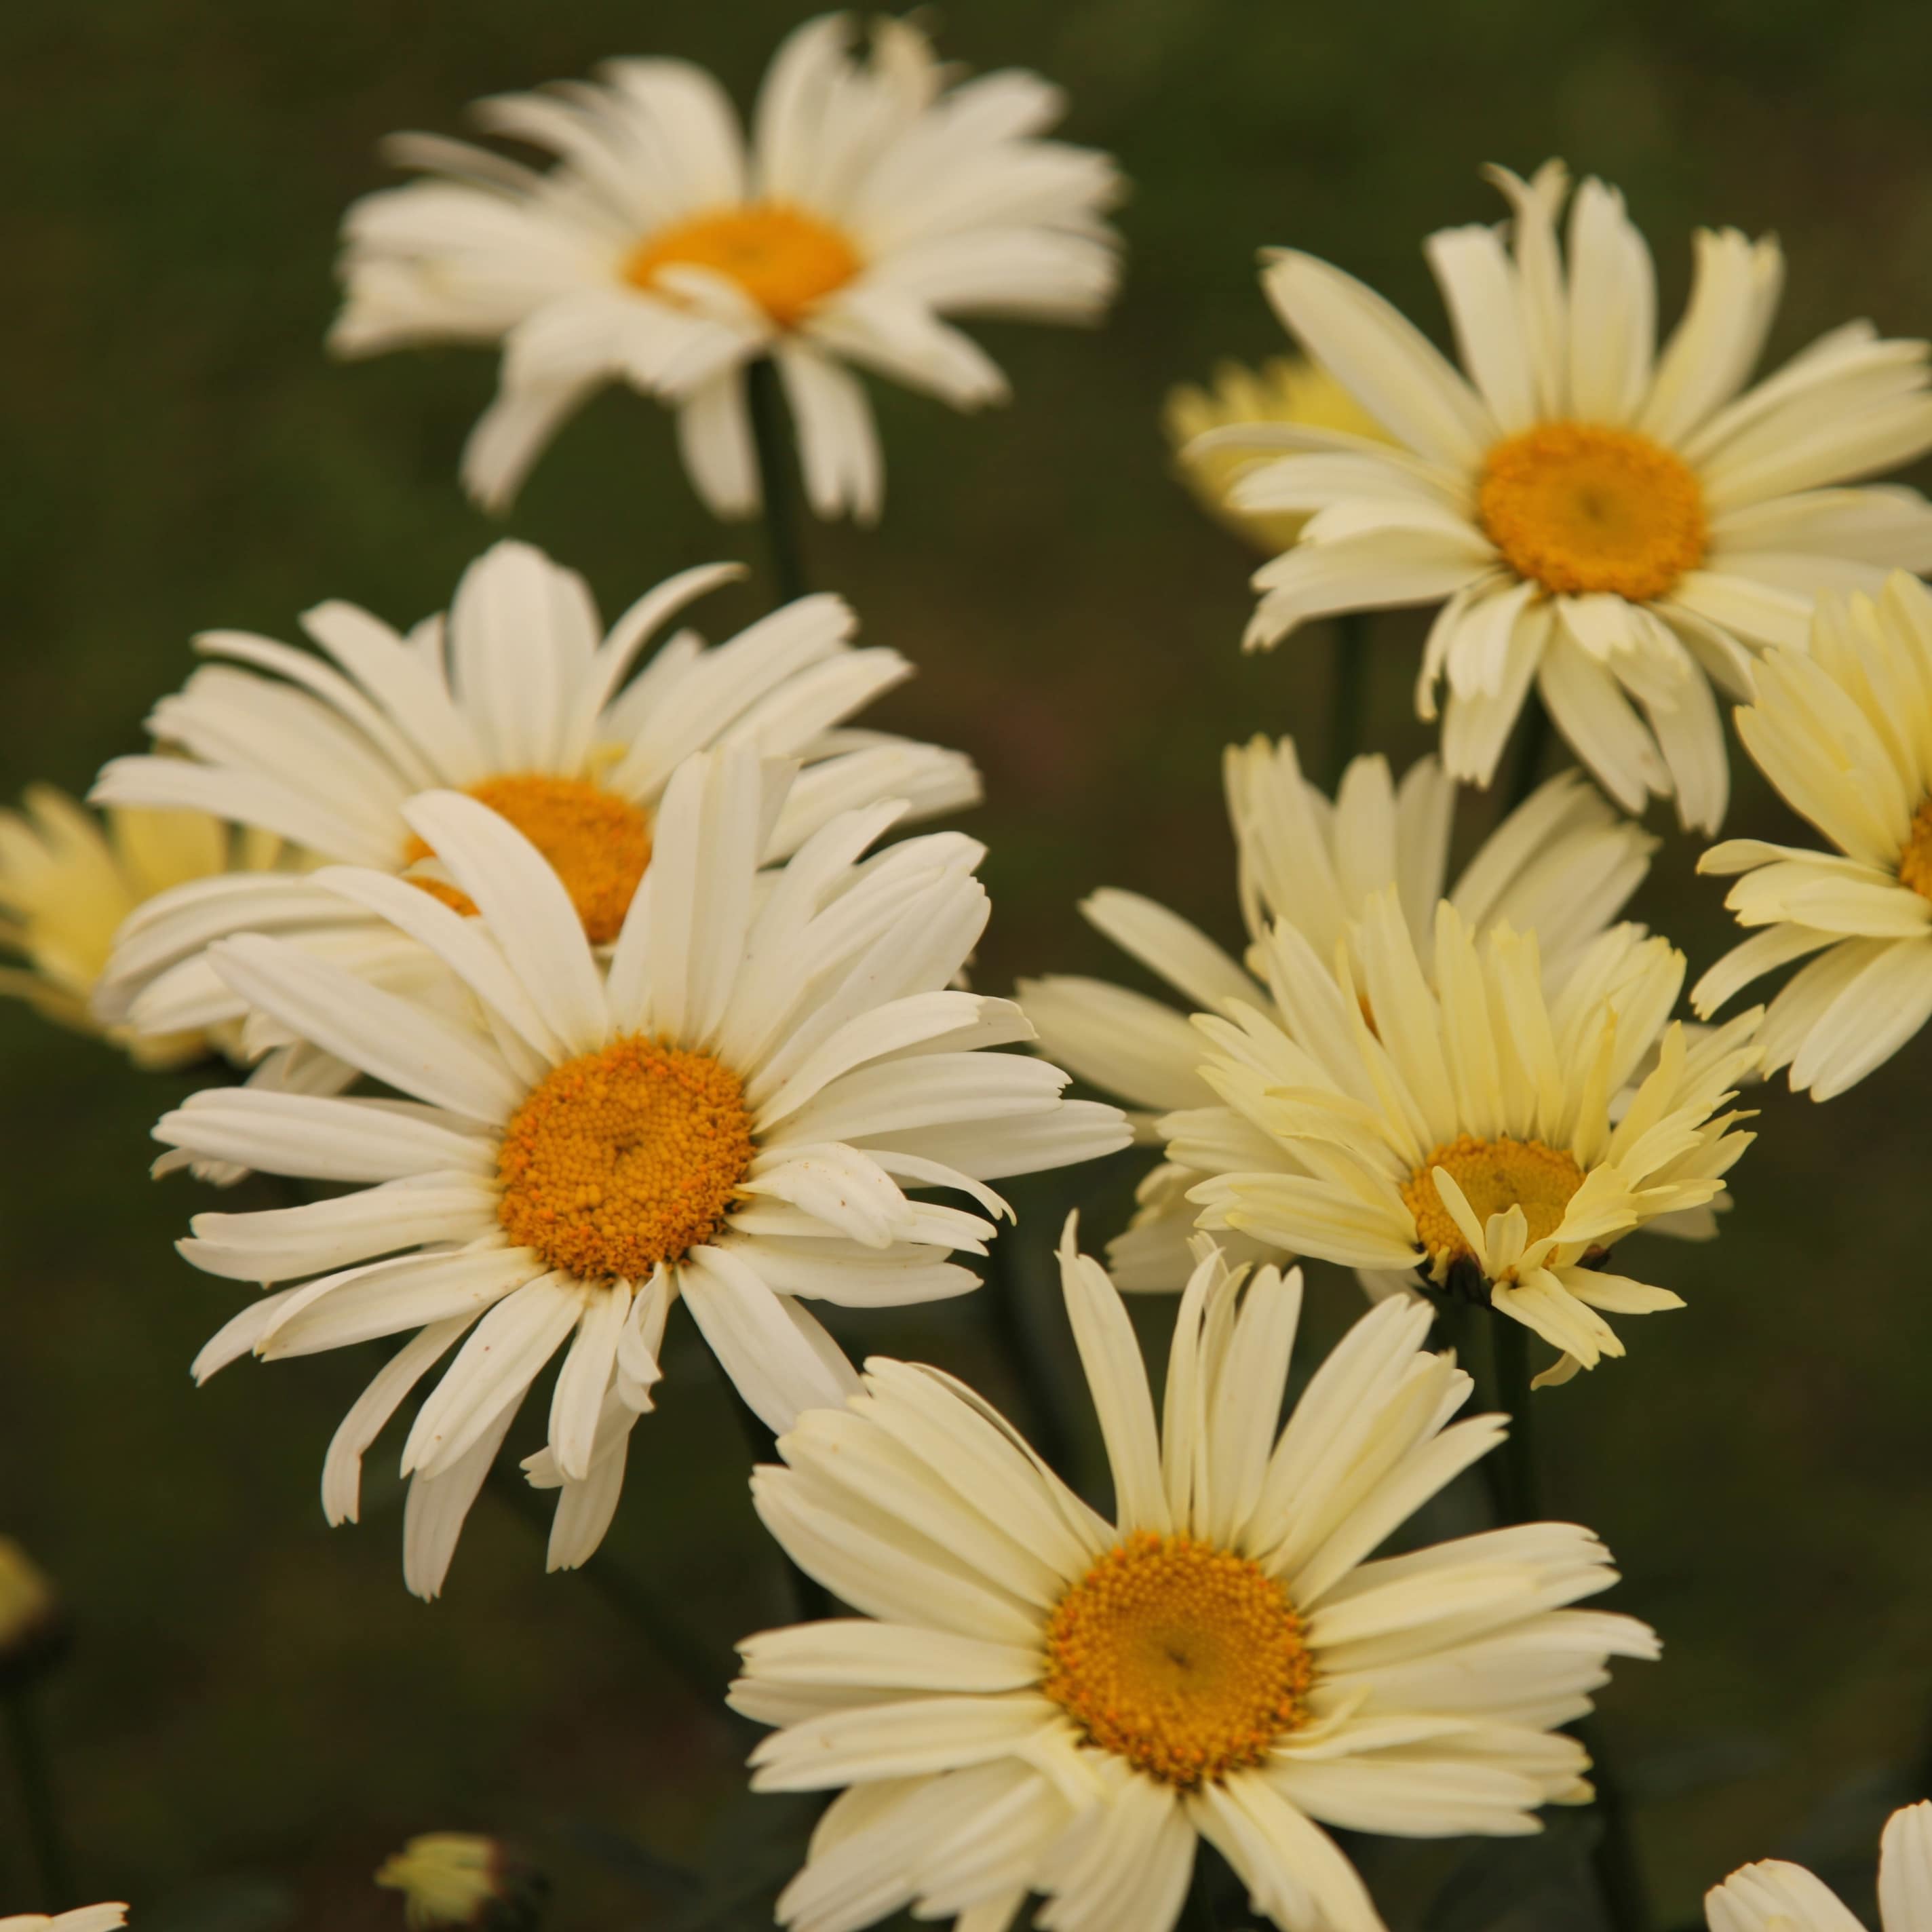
1706, 1801, 1932, 1932
1165, 358, 1387, 552
733, 1227, 1656, 1932
1694, 572, 1932, 1097
1221, 159, 1932, 830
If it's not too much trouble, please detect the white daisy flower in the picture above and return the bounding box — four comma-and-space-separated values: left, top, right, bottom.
1219, 159, 1932, 831
0, 1911, 130, 1932
1706, 1800, 1932, 1932
155, 750, 1127, 1598
1019, 735, 1655, 1289
733, 1226, 1657, 1932
0, 785, 285, 1070
91, 539, 978, 1062
330, 13, 1122, 520
1693, 572, 1932, 1098
1185, 891, 1760, 1381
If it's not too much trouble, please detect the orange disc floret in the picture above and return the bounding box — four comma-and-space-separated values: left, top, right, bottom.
1400, 1132, 1587, 1268
405, 773, 651, 944
1041, 1531, 1312, 1788
1478, 421, 1707, 602
623, 204, 861, 330
497, 1036, 756, 1283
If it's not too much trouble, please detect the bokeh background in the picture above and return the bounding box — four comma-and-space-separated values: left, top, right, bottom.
6, 0, 1932, 1925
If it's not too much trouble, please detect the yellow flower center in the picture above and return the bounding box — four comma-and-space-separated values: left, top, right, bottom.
1400, 1132, 1586, 1268
623, 204, 861, 328
406, 775, 651, 946
1477, 422, 1707, 602
1041, 1532, 1313, 1788
497, 1037, 756, 1283
1899, 800, 1932, 902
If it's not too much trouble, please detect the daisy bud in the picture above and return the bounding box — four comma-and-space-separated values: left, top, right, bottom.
0, 1537, 70, 1690
375, 1834, 547, 1931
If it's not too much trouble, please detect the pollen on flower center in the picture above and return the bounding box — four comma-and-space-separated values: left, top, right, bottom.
1401, 1132, 1586, 1268
623, 204, 861, 328
1898, 800, 1932, 902
1041, 1531, 1313, 1788
406, 774, 651, 945
497, 1036, 756, 1283
1478, 422, 1707, 602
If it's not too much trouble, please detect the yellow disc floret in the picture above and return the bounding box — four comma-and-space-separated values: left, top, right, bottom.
624, 204, 861, 328
1478, 422, 1707, 602
1402, 1132, 1587, 1267
1042, 1531, 1313, 1788
497, 1037, 756, 1283
1899, 799, 1932, 902
406, 774, 651, 945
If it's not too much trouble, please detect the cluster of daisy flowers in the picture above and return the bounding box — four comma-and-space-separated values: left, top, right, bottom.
14, 9, 1932, 1931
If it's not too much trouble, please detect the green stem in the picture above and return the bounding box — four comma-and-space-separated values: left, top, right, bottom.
482, 1464, 729, 1711
746, 356, 807, 606
724, 1385, 832, 1624
979, 1232, 1075, 1482
1324, 611, 1372, 791
1503, 690, 1553, 813
1488, 1311, 1542, 1524
3, 1685, 74, 1910
1575, 1712, 1653, 1932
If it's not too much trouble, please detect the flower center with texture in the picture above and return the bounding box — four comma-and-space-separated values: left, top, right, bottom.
623, 204, 860, 329
1041, 1532, 1313, 1787
497, 1037, 756, 1282
1401, 1132, 1586, 1268
1899, 800, 1932, 902
1478, 422, 1707, 602
406, 775, 651, 945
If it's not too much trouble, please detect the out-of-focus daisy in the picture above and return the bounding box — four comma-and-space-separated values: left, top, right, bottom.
1218, 159, 1932, 831
1694, 573, 1932, 1098
331, 14, 1122, 521
93, 539, 977, 1058
0, 1912, 130, 1932
1706, 1800, 1932, 1932
0, 785, 283, 1068
733, 1226, 1657, 1932
0, 1537, 66, 1686
1165, 358, 1388, 552
376, 1833, 547, 1931
1186, 892, 1760, 1381
157, 752, 1127, 1598
1020, 736, 1656, 1288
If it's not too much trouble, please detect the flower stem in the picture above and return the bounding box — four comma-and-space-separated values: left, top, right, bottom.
482, 1463, 729, 1710
1323, 611, 1372, 790
724, 1384, 832, 1624
746, 356, 807, 606
1488, 1310, 1543, 1524
979, 1231, 1075, 1482
1488, 1312, 1650, 1932
3, 1684, 75, 1910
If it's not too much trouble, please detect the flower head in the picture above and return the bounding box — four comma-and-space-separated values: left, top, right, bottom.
1705, 1800, 1932, 1932
157, 750, 1127, 1596
734, 1227, 1656, 1932
1694, 572, 1932, 1098
1222, 160, 1932, 830
0, 785, 282, 1069
0, 1537, 67, 1688
332, 14, 1122, 520
1186, 892, 1761, 1381
1020, 735, 1655, 1289
92, 540, 977, 1065
1165, 358, 1387, 552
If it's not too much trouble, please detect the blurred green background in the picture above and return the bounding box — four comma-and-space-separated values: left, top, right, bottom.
6, 0, 1932, 1925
